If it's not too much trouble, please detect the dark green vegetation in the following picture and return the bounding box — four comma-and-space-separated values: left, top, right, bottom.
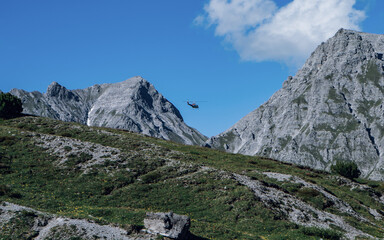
292, 94, 308, 105
1, 116, 384, 239
0, 93, 22, 119
331, 161, 361, 180
358, 60, 383, 93
327, 88, 344, 103
1, 210, 47, 240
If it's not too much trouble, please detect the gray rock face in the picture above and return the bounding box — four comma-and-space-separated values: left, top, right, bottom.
207, 29, 384, 180
144, 212, 190, 239
10, 76, 206, 145
0, 202, 151, 240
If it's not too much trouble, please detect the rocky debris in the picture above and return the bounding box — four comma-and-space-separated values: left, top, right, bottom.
233, 173, 371, 240
0, 202, 151, 240
10, 76, 207, 145
369, 208, 383, 221
33, 133, 122, 171
207, 29, 384, 180
332, 175, 372, 191
144, 211, 191, 239
262, 172, 368, 221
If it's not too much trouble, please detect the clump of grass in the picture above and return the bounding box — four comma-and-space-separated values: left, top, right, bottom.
140, 171, 163, 184
301, 227, 342, 240
296, 187, 334, 210
0, 184, 22, 199
66, 152, 93, 165
0, 135, 17, 146
63, 146, 72, 152
1, 210, 41, 239
281, 182, 304, 193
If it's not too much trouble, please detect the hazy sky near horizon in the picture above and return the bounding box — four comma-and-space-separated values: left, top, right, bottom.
1, 0, 383, 137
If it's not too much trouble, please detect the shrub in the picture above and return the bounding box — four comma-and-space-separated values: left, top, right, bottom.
331, 161, 361, 179
67, 152, 93, 165
0, 93, 23, 118
0, 184, 11, 196
301, 227, 342, 240
0, 184, 22, 198
0, 136, 17, 146
63, 146, 73, 152
141, 171, 162, 183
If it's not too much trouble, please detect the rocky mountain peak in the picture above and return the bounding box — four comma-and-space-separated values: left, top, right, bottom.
208, 29, 384, 180
46, 81, 79, 102
293, 29, 379, 86
46, 81, 63, 96
10, 77, 206, 145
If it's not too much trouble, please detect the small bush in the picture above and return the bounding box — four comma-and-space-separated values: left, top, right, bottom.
0, 184, 11, 196
141, 171, 162, 184
60, 132, 73, 138
0, 93, 23, 119
67, 152, 93, 165
302, 227, 342, 240
297, 187, 320, 198
0, 136, 17, 146
331, 161, 361, 179
63, 146, 73, 152
0, 184, 22, 198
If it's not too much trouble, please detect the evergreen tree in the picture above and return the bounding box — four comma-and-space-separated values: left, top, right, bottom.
331, 161, 361, 179
0, 93, 23, 118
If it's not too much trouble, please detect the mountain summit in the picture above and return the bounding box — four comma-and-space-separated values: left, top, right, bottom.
207, 29, 384, 180
11, 76, 206, 145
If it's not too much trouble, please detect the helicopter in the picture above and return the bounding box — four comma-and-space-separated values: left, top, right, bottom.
187, 101, 199, 109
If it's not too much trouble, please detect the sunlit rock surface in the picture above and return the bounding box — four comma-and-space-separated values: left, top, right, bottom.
208, 29, 384, 180
11, 76, 206, 145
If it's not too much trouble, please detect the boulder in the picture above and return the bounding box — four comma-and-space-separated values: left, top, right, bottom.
144, 211, 190, 239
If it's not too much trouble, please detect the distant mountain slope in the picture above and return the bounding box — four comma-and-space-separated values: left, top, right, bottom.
10, 76, 206, 145
207, 29, 384, 180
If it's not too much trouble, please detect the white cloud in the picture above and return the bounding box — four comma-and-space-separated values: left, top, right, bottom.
196, 0, 366, 66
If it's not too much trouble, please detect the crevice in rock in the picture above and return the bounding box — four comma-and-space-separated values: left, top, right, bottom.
340, 92, 353, 114
365, 126, 380, 156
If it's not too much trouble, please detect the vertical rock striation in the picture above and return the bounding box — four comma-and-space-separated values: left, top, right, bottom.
207, 29, 384, 180
10, 76, 206, 145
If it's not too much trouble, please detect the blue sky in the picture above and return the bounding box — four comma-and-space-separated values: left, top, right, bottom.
1, 0, 383, 137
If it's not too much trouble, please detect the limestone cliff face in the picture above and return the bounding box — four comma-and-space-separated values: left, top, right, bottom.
11, 76, 206, 145
207, 29, 384, 180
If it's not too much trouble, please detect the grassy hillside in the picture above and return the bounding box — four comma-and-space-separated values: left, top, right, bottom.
1, 116, 384, 239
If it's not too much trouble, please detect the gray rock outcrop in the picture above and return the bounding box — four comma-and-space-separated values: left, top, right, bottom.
144, 212, 190, 239
0, 202, 150, 240
10, 76, 207, 145
207, 29, 384, 180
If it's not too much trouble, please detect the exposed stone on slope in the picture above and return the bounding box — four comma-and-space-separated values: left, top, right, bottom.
144, 212, 190, 239
0, 202, 151, 240
208, 29, 384, 180
33, 133, 122, 170
233, 174, 371, 239
10, 76, 206, 145
262, 172, 374, 222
